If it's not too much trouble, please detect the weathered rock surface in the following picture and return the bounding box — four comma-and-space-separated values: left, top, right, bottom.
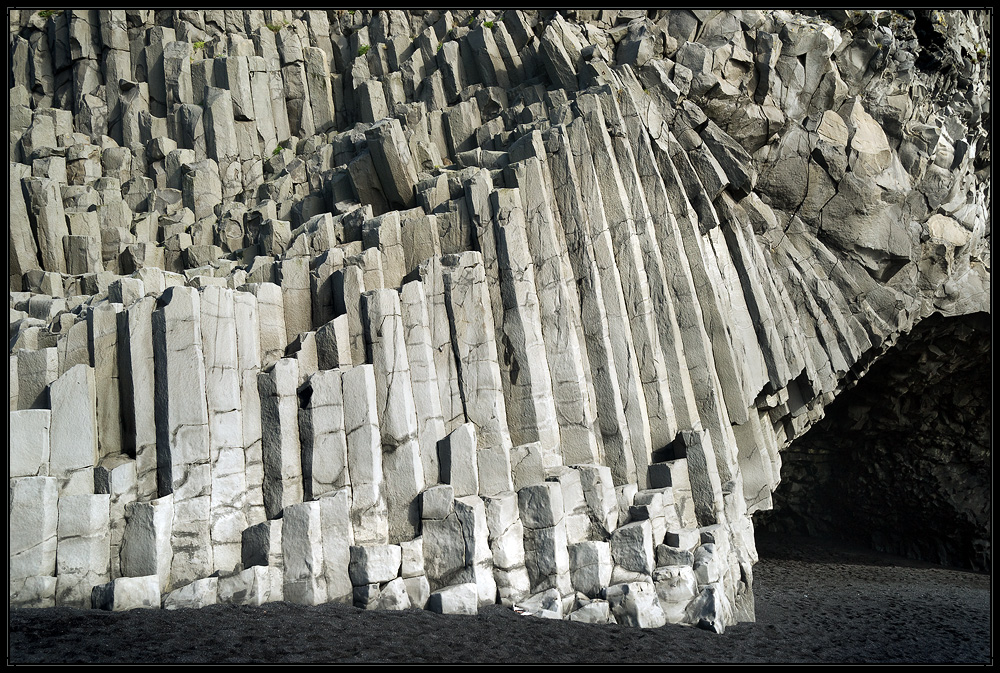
7, 9, 990, 630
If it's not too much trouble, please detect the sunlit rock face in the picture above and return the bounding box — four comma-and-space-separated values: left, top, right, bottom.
8, 9, 989, 629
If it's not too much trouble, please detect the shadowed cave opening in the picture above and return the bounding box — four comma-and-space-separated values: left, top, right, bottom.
754, 312, 991, 572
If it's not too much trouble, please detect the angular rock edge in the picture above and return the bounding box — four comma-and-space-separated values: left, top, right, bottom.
8, 9, 989, 634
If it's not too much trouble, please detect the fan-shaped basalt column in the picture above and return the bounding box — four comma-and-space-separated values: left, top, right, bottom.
8, 9, 989, 632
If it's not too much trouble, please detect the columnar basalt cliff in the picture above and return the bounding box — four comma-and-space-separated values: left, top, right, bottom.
9, 9, 990, 631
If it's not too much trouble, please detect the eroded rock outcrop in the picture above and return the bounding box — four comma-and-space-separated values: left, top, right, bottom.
8, 9, 990, 632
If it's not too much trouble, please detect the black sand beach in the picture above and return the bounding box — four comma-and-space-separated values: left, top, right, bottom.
8, 533, 991, 664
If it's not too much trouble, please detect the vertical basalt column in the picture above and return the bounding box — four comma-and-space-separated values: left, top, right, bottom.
334, 264, 368, 367
416, 256, 466, 434
316, 314, 353, 371
16, 346, 58, 411
200, 286, 249, 574
48, 364, 99, 496
281, 500, 327, 605
717, 197, 809, 506
362, 288, 424, 543
282, 60, 315, 139
603, 84, 702, 433
119, 296, 158, 501
299, 369, 350, 500
544, 123, 631, 481
216, 54, 255, 125
318, 488, 354, 604
362, 211, 407, 290
572, 464, 620, 539
249, 56, 279, 156
55, 494, 111, 607
506, 154, 603, 466
265, 57, 292, 145
312, 247, 345, 334
578, 91, 677, 479
490, 187, 562, 466
31, 21, 56, 108
68, 12, 100, 130
204, 86, 242, 200
466, 24, 510, 90
152, 286, 214, 588
279, 255, 313, 345
644, 131, 741, 479
716, 194, 796, 397
732, 410, 780, 513
566, 116, 647, 486
455, 495, 497, 607
10, 409, 50, 481
342, 364, 389, 545
244, 281, 287, 369
676, 429, 725, 527
366, 118, 418, 211
482, 491, 531, 607
399, 211, 442, 281
94, 456, 136, 582
24, 177, 69, 274
257, 357, 304, 521
9, 477, 58, 607
89, 301, 124, 461
234, 290, 266, 527
399, 280, 446, 488
176, 102, 207, 161
59, 320, 91, 377
652, 135, 745, 484
120, 495, 174, 593
439, 423, 480, 497
163, 40, 193, 112
99, 10, 129, 144
143, 25, 175, 118
9, 168, 40, 284
703, 211, 769, 424
518, 482, 573, 599
442, 252, 513, 497
463, 170, 506, 389
303, 45, 335, 133
351, 246, 386, 293
657, 134, 750, 433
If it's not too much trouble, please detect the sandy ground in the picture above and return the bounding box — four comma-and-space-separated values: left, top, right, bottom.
8, 533, 991, 664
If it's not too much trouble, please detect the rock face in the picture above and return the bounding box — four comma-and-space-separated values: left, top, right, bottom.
7, 8, 990, 631
757, 312, 991, 571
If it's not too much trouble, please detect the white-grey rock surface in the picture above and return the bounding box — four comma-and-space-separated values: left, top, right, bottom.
7, 9, 989, 633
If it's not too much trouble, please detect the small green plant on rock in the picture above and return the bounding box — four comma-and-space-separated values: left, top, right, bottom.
358, 44, 370, 57
38, 9, 62, 18
273, 145, 283, 156
193, 41, 206, 50
484, 21, 494, 29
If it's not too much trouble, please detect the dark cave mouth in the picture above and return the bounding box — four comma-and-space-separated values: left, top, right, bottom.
754, 312, 991, 572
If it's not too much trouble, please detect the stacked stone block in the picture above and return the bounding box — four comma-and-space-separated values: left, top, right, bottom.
7, 9, 989, 631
